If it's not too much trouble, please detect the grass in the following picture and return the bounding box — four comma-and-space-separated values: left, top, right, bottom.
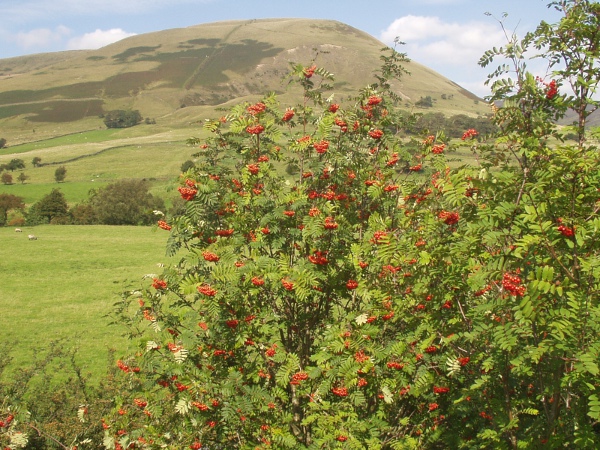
0, 128, 123, 155
0, 224, 174, 380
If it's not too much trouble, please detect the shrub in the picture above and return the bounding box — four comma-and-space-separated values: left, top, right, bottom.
0, 193, 24, 226
103, 110, 143, 129
104, 2, 600, 448
88, 179, 165, 225
1, 172, 13, 185
55, 165, 67, 183
28, 188, 68, 224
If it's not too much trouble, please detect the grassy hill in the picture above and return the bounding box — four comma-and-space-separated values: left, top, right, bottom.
0, 19, 489, 208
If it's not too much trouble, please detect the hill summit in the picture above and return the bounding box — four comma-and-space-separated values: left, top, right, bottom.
0, 19, 487, 144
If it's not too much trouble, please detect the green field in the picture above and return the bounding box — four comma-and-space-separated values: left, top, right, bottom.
0, 224, 174, 379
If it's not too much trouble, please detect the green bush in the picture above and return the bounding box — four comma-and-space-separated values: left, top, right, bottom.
102, 2, 600, 448
103, 110, 143, 129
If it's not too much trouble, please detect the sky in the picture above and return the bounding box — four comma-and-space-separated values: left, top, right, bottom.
0, 0, 562, 97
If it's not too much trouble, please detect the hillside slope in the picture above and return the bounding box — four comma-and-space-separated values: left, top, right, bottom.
0, 19, 488, 145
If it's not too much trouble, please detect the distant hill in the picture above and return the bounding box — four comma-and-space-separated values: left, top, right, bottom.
0, 19, 489, 145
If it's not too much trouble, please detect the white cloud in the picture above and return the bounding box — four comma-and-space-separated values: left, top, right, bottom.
381, 15, 506, 66
14, 25, 70, 49
67, 28, 137, 50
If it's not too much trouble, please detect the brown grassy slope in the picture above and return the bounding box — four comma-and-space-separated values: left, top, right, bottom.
0, 19, 489, 146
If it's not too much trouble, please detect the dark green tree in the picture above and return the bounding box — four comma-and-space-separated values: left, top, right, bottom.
103, 110, 143, 129
32, 157, 42, 167
7, 159, 25, 172
54, 166, 67, 183
88, 179, 165, 225
0, 138, 6, 149
17, 172, 29, 184
28, 189, 68, 224
0, 193, 24, 226
180, 160, 195, 173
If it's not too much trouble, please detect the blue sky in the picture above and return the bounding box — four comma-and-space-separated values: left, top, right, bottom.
0, 0, 561, 96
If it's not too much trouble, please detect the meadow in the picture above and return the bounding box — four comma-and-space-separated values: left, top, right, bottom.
0, 224, 174, 379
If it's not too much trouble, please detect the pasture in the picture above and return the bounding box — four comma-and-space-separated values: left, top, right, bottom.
0, 224, 173, 379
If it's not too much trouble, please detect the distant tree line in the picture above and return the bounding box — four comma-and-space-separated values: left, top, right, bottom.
404, 112, 497, 138
3, 179, 166, 227
102, 110, 143, 129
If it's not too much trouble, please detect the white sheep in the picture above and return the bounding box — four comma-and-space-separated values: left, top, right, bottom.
28, 234, 37, 240
14, 228, 22, 232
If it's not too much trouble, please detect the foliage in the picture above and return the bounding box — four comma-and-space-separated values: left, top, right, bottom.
180, 160, 195, 173
0, 193, 24, 226
54, 166, 67, 183
103, 110, 143, 129
31, 157, 42, 168
0, 138, 6, 149
410, 112, 497, 138
0, 341, 121, 450
69, 203, 98, 225
88, 179, 165, 225
28, 188, 68, 225
16, 173, 29, 185
7, 159, 25, 172
1, 172, 12, 185
415, 95, 433, 108
39, 2, 600, 448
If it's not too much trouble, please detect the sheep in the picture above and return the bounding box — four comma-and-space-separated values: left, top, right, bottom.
14, 228, 22, 232
28, 234, 37, 240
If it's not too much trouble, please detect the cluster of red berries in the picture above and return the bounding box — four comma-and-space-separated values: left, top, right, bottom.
178, 186, 198, 201
502, 271, 526, 297
246, 124, 265, 135
438, 210, 460, 225
324, 216, 338, 230
313, 140, 330, 154
303, 65, 316, 78
346, 279, 359, 290
433, 386, 450, 394
332, 386, 349, 397
152, 278, 167, 290
0, 414, 14, 428
246, 163, 259, 175
461, 128, 478, 140
432, 144, 445, 154
290, 372, 309, 385
134, 398, 147, 409
308, 251, 329, 265
537, 77, 558, 99
387, 361, 404, 370
368, 129, 384, 140
557, 224, 574, 237
225, 319, 239, 329
197, 284, 217, 296
202, 251, 220, 262
247, 102, 266, 115
281, 278, 294, 291
157, 220, 171, 231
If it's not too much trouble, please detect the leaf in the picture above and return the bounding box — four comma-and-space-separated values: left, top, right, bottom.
146, 340, 160, 351
588, 394, 600, 420
175, 399, 191, 415
173, 348, 189, 363
381, 386, 394, 404
446, 357, 461, 377
355, 313, 369, 325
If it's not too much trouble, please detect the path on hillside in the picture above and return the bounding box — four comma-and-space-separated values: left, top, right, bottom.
182, 20, 255, 90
